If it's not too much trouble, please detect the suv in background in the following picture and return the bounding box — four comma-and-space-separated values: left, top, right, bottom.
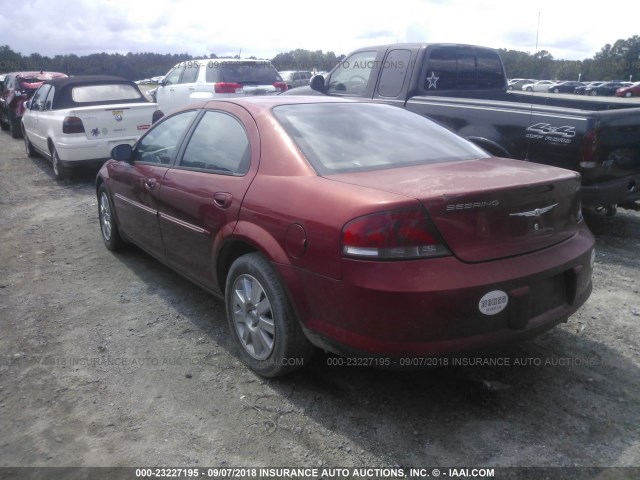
155, 59, 287, 114
0, 71, 67, 138
279, 70, 312, 90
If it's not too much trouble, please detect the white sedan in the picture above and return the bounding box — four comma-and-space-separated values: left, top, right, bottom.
22, 75, 158, 179
521, 80, 557, 92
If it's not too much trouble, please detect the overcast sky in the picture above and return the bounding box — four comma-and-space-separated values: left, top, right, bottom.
3, 0, 637, 63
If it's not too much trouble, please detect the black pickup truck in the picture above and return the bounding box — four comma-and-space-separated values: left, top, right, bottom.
287, 43, 640, 214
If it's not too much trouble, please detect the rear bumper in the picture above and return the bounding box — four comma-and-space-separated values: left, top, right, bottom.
581, 174, 640, 206
54, 136, 140, 163
278, 223, 595, 358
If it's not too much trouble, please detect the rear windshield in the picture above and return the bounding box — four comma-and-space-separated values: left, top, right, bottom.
425, 47, 506, 90
273, 103, 489, 175
71, 84, 144, 103
206, 61, 282, 84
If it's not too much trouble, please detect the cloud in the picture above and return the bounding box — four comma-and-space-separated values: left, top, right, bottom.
2, 0, 639, 61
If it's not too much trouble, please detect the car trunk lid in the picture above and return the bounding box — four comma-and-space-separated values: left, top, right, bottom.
328, 158, 582, 263
69, 103, 157, 141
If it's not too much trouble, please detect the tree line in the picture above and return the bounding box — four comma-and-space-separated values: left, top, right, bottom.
1, 36, 639, 82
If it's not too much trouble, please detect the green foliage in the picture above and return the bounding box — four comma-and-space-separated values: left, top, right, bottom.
271, 49, 344, 72
1, 37, 639, 82
498, 36, 640, 81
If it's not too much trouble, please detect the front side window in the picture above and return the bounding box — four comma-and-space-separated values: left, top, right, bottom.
327, 51, 377, 95
179, 110, 250, 175
164, 65, 185, 85
135, 110, 197, 165
43, 86, 55, 110
273, 103, 489, 175
30, 85, 51, 110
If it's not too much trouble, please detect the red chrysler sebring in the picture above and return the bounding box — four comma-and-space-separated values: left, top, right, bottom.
96, 96, 594, 377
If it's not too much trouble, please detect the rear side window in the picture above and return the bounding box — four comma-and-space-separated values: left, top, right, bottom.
206, 61, 282, 84
71, 84, 143, 103
425, 47, 505, 91
179, 111, 250, 175
378, 49, 411, 97
273, 103, 489, 175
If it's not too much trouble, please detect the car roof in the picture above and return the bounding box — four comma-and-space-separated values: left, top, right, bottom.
8, 71, 66, 79
173, 95, 361, 116
43, 75, 135, 88
185, 58, 273, 65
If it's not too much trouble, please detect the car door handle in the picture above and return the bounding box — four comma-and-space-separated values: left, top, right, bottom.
213, 192, 232, 209
144, 178, 156, 190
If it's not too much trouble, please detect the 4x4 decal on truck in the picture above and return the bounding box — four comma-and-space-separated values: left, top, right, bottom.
526, 123, 576, 144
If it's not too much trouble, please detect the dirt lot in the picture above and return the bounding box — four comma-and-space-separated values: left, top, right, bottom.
1, 130, 639, 477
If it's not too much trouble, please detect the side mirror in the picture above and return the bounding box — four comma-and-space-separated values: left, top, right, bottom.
152, 110, 164, 124
111, 143, 133, 163
310, 74, 326, 93
24, 100, 32, 110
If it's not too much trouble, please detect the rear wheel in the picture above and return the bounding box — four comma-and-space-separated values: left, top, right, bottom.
8, 112, 21, 139
225, 252, 314, 377
590, 90, 598, 96
23, 128, 36, 157
553, 88, 560, 93
98, 184, 124, 251
625, 92, 633, 97
526, 87, 533, 92
51, 146, 70, 180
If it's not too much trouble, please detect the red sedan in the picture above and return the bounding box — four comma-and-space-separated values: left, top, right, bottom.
96, 97, 594, 377
615, 82, 640, 98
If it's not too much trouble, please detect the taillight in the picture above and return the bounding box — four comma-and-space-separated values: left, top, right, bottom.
341, 208, 450, 260
273, 81, 288, 92
214, 82, 243, 94
62, 116, 85, 134
579, 128, 599, 168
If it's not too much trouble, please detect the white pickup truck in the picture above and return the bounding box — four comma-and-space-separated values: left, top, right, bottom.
22, 75, 159, 179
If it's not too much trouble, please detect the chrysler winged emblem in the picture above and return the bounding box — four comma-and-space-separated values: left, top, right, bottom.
509, 203, 558, 217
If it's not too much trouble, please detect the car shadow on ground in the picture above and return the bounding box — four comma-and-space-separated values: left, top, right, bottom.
25, 151, 100, 186
105, 207, 640, 466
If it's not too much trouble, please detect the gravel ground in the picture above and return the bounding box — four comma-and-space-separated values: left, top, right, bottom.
0, 129, 639, 479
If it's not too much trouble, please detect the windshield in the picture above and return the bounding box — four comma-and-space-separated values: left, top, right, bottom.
273, 103, 489, 175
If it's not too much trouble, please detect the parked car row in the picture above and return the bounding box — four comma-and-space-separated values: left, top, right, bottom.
0, 71, 68, 138
509, 78, 637, 96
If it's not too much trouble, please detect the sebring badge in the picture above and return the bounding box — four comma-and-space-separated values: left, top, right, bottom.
509, 203, 558, 217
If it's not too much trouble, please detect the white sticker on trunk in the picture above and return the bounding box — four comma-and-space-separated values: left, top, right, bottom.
479, 290, 508, 315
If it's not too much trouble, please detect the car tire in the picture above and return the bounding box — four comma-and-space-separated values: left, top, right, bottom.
9, 113, 22, 139
51, 146, 70, 180
625, 92, 633, 97
23, 128, 36, 158
553, 88, 560, 93
590, 90, 597, 96
526, 87, 533, 92
0, 117, 9, 131
225, 252, 314, 377
98, 184, 124, 251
